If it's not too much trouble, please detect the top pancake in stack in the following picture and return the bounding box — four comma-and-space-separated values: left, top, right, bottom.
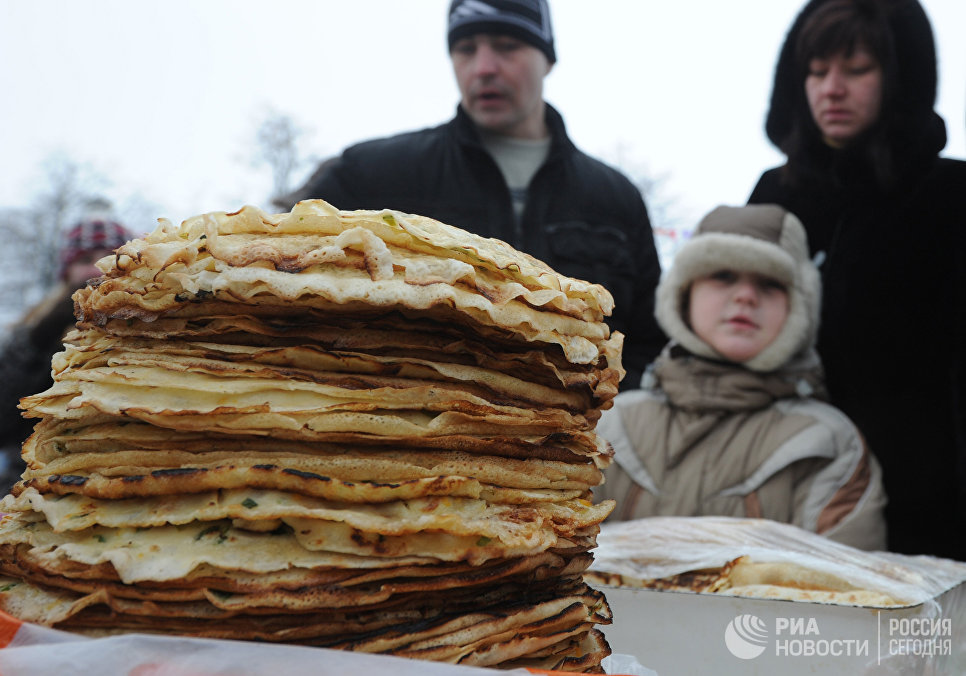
0, 200, 619, 672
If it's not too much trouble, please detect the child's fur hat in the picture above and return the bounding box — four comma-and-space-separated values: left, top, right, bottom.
655, 204, 821, 372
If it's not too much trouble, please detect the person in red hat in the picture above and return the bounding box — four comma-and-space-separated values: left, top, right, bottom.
56, 217, 132, 287
0, 215, 132, 492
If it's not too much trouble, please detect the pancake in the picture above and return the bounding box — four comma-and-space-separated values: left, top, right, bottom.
4, 488, 610, 548
77, 202, 620, 367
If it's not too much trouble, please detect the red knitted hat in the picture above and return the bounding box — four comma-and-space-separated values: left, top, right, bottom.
58, 219, 132, 280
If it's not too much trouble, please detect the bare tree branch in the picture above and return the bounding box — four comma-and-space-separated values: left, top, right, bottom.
0, 152, 109, 327
253, 111, 306, 202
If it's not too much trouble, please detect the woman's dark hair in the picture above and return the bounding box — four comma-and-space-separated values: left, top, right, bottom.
795, 0, 894, 68
781, 0, 899, 187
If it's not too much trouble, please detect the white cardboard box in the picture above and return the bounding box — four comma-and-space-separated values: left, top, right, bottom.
597, 580, 964, 675
589, 517, 966, 675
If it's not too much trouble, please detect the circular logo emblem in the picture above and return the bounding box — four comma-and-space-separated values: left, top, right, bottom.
725, 614, 769, 659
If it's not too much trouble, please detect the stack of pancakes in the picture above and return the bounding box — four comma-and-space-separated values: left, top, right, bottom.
0, 200, 620, 672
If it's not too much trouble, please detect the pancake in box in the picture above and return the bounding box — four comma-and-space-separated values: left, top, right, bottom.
0, 200, 620, 672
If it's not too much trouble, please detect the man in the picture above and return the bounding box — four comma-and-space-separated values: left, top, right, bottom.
285, 0, 664, 389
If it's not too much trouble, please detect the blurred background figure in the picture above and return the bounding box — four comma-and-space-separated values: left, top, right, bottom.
0, 206, 132, 493
748, 0, 966, 560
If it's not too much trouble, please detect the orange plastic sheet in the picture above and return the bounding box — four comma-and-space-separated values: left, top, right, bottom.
0, 611, 20, 649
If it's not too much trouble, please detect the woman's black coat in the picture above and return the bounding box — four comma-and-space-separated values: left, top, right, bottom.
749, 0, 966, 560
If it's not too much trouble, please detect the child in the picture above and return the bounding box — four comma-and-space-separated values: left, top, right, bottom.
595, 204, 886, 550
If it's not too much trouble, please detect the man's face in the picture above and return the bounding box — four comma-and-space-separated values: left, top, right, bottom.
450, 33, 552, 139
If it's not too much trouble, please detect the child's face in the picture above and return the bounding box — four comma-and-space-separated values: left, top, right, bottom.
688, 270, 790, 364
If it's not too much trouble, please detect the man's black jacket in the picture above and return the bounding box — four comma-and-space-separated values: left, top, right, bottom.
291, 104, 665, 388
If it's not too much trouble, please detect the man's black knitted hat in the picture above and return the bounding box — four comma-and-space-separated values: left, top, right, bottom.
447, 0, 556, 63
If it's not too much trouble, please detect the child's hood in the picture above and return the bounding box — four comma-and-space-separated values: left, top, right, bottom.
655, 204, 821, 372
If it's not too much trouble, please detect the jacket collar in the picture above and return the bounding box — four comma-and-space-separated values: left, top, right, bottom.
451, 102, 576, 159
651, 344, 826, 413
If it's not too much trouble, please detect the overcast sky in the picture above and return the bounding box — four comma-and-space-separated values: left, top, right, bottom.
1, 0, 964, 234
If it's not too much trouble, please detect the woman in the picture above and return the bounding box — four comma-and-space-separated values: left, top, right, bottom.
748, 0, 966, 560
